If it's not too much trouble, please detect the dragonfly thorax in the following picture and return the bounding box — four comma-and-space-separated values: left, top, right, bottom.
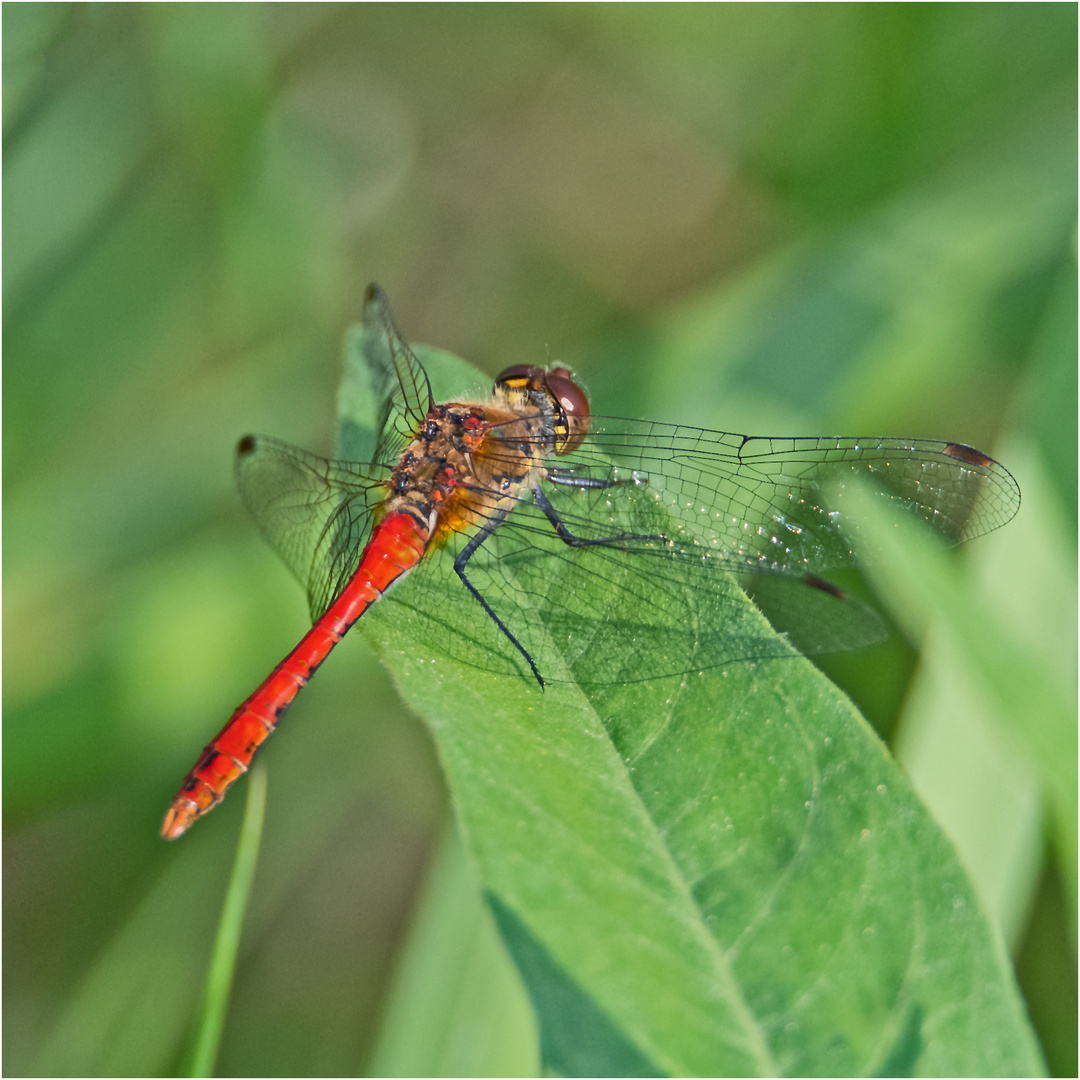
385, 402, 495, 539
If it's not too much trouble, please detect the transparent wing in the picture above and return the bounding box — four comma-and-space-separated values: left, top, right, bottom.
376, 419, 1019, 685
521, 419, 1020, 570
361, 284, 434, 469
235, 435, 388, 621
387, 512, 850, 687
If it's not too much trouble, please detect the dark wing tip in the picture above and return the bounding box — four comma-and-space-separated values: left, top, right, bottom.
941, 442, 994, 468
940, 441, 1022, 533
237, 434, 257, 457
362, 283, 388, 324
802, 573, 847, 600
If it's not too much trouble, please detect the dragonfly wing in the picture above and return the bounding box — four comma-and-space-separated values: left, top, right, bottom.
722, 432, 1020, 555
397, 420, 1020, 685
361, 284, 434, 469
555, 420, 1021, 575
478, 517, 814, 685
376, 476, 870, 687
235, 435, 386, 621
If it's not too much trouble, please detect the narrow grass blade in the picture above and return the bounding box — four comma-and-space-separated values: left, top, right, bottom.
184, 765, 267, 1078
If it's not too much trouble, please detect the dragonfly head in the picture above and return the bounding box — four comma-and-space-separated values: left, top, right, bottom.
494, 365, 591, 454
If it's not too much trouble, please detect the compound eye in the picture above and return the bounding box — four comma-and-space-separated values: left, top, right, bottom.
544, 371, 588, 420
494, 364, 544, 391
545, 370, 590, 453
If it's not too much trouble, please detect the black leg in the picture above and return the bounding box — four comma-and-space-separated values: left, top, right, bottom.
532, 482, 665, 549
454, 508, 545, 689
545, 469, 623, 491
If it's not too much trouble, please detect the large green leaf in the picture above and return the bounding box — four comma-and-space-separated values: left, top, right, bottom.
341, 318, 1043, 1076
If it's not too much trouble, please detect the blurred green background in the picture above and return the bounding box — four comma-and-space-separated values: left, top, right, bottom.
4, 4, 1075, 1076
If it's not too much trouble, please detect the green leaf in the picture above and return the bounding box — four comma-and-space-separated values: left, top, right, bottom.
340, 319, 1045, 1076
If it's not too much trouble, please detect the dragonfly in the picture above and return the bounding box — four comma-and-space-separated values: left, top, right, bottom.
162, 284, 1021, 839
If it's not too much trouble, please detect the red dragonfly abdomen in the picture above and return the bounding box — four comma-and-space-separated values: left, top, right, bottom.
161, 512, 427, 840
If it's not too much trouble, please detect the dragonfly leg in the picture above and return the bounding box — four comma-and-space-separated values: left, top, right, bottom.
545, 470, 621, 490
454, 509, 545, 688
532, 483, 665, 548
